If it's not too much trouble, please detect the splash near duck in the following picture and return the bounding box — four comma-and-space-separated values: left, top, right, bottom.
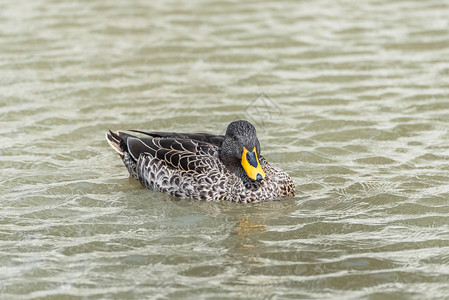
106, 120, 295, 203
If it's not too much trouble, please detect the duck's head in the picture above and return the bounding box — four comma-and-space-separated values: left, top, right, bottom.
220, 120, 266, 181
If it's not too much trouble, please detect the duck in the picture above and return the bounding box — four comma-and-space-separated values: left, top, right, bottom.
106, 120, 295, 203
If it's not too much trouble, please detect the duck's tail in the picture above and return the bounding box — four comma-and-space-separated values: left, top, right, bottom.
106, 130, 126, 156
106, 130, 141, 155
106, 130, 140, 178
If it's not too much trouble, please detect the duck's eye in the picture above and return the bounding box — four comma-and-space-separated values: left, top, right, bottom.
232, 136, 237, 141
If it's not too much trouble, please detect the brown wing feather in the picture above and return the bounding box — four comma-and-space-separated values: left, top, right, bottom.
126, 136, 219, 174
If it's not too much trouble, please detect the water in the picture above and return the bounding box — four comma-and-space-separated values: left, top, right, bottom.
1, 0, 449, 298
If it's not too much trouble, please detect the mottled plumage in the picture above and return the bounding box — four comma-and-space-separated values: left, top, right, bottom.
106, 120, 295, 203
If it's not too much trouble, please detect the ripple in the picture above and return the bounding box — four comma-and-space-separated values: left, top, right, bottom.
355, 156, 397, 165
312, 128, 400, 142
2, 0, 449, 298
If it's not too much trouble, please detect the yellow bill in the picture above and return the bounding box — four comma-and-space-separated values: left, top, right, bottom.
241, 146, 266, 181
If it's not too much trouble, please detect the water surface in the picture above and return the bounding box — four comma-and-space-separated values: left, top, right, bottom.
1, 0, 449, 299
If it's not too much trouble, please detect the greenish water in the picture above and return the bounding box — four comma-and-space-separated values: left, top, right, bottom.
1, 0, 449, 299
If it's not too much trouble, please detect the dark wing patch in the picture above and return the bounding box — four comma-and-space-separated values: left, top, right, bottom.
170, 140, 185, 152
130, 130, 224, 147
180, 139, 197, 153
188, 161, 196, 170
179, 156, 189, 170
158, 138, 174, 150
170, 152, 180, 166
127, 135, 219, 174
155, 148, 170, 162
127, 137, 158, 160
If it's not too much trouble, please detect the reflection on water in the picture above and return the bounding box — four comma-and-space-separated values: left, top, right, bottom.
1, 0, 449, 298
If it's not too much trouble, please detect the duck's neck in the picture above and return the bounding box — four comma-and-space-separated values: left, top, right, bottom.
234, 166, 249, 181
218, 151, 260, 185
222, 160, 251, 182
235, 166, 264, 191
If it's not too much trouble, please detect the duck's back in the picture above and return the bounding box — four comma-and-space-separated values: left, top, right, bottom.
107, 130, 232, 200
